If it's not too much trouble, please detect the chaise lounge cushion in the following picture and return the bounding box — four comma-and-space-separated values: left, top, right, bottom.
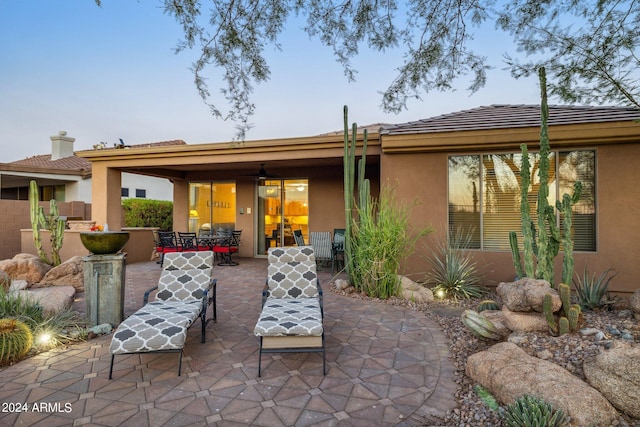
157, 269, 211, 301
266, 247, 318, 299
109, 300, 202, 354
254, 298, 323, 337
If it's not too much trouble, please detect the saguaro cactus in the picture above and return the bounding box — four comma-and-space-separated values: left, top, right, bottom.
343, 105, 368, 281
29, 180, 65, 266
509, 68, 582, 287
29, 180, 49, 265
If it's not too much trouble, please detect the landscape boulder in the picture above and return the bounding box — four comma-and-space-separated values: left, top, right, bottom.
0, 269, 9, 291
496, 278, 561, 313
13, 286, 76, 316
0, 254, 51, 285
630, 288, 640, 320
583, 343, 640, 419
399, 275, 434, 303
334, 278, 351, 291
500, 306, 549, 332
34, 256, 84, 292
466, 342, 618, 427
9, 280, 28, 292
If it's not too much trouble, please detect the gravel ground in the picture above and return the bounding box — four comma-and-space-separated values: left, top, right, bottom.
330, 285, 640, 427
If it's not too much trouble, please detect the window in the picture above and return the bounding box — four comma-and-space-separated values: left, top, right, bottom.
135, 189, 146, 198
188, 182, 236, 233
448, 150, 596, 251
121, 188, 129, 197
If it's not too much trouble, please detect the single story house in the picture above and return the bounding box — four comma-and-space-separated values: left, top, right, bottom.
76, 105, 640, 295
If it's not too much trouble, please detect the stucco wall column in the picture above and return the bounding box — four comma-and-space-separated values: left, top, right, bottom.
173, 180, 188, 232
91, 163, 122, 230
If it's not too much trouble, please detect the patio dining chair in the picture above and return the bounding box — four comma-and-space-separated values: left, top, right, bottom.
156, 231, 180, 267
332, 228, 345, 274
213, 230, 242, 266
108, 251, 217, 378
293, 229, 306, 246
253, 246, 325, 376
310, 231, 332, 269
179, 231, 212, 251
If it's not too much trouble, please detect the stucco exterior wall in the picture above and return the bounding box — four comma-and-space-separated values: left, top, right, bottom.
0, 200, 91, 261
381, 143, 640, 295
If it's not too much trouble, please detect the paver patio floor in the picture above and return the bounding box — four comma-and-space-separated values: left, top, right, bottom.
0, 257, 457, 426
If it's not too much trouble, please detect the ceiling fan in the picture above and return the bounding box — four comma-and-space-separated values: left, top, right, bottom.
243, 163, 279, 180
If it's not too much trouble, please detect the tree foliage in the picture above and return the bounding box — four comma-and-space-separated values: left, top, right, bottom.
497, 0, 640, 109
97, 0, 640, 137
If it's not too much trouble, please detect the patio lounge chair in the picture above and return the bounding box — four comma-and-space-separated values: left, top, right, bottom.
108, 251, 217, 378
253, 246, 326, 376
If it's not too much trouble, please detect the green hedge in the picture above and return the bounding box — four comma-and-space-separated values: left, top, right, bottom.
122, 199, 173, 231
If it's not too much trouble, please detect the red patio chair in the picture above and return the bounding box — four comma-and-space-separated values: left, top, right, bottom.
213, 230, 242, 266
156, 231, 181, 267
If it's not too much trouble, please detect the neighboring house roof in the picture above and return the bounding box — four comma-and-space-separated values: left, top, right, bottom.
382, 104, 640, 135
8, 154, 92, 171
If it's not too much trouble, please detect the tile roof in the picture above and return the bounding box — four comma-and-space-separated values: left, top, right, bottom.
8, 154, 92, 171
320, 123, 390, 136
6, 140, 187, 173
382, 104, 640, 135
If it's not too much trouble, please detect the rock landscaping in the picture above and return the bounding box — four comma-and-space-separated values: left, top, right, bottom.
331, 280, 640, 426
0, 254, 83, 314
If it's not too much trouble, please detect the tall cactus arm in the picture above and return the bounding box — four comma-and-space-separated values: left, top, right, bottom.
509, 232, 525, 279
519, 144, 535, 278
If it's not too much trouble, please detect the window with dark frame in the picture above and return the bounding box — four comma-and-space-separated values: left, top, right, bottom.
448, 150, 596, 252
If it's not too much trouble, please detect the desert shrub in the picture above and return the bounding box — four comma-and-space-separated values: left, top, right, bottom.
0, 288, 87, 349
426, 227, 487, 300
503, 395, 569, 427
122, 199, 173, 230
0, 288, 44, 328
573, 267, 617, 310
350, 185, 432, 299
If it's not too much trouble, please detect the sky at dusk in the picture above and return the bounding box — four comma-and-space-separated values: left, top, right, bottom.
0, 0, 543, 162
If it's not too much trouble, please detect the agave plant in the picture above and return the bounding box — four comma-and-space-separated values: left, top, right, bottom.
426, 227, 487, 300
503, 395, 569, 427
573, 267, 617, 310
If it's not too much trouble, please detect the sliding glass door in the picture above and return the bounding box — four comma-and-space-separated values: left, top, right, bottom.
257, 179, 308, 255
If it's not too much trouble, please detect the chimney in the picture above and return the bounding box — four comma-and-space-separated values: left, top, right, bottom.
50, 131, 75, 160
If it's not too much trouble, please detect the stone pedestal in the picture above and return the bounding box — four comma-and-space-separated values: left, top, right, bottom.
83, 253, 127, 327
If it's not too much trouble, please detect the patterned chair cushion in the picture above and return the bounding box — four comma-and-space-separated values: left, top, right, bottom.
163, 250, 214, 271
267, 247, 318, 298
267, 261, 318, 298
268, 246, 315, 264
254, 299, 323, 337
110, 300, 202, 354
157, 268, 212, 302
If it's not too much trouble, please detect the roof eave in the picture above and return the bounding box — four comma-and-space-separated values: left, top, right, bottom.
382, 121, 640, 153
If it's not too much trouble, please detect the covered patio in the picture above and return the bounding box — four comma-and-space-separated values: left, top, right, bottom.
0, 258, 457, 426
